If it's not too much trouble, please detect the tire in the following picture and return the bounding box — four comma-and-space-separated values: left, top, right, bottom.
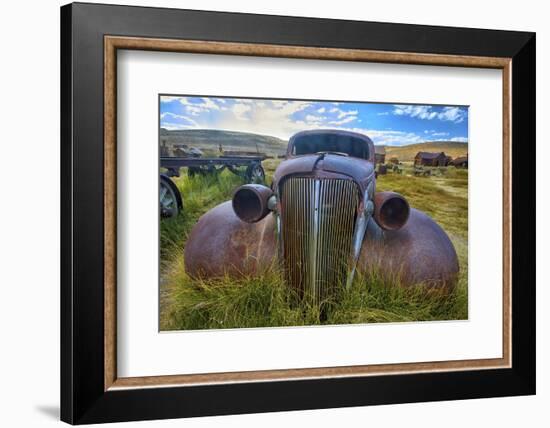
246, 163, 265, 184
160, 175, 183, 218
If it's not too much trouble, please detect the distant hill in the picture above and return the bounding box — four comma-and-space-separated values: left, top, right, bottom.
160, 130, 467, 160
382, 141, 468, 161
160, 129, 288, 156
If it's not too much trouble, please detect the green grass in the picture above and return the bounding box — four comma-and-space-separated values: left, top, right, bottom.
162, 264, 467, 331
160, 162, 468, 331
375, 163, 469, 324
160, 169, 243, 260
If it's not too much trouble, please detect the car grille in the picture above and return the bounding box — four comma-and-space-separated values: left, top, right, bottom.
280, 177, 359, 305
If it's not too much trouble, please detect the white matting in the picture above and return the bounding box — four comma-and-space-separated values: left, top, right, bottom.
117, 50, 502, 378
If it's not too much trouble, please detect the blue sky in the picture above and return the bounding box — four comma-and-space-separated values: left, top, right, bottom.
160, 95, 468, 146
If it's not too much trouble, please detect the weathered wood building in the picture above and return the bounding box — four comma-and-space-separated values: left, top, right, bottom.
414, 151, 448, 167
451, 155, 468, 168
374, 146, 386, 164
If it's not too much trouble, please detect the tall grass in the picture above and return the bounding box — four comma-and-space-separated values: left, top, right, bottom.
162, 260, 466, 331
160, 170, 242, 260
160, 163, 469, 330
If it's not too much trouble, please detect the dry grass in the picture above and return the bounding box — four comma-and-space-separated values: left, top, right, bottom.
160, 161, 468, 331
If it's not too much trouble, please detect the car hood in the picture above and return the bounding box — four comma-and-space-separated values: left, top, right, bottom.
272, 153, 374, 193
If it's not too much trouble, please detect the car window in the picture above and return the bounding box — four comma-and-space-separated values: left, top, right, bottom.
291, 134, 369, 159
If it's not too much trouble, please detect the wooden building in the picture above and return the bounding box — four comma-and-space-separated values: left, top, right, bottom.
451, 155, 468, 168
414, 151, 448, 167
374, 146, 386, 164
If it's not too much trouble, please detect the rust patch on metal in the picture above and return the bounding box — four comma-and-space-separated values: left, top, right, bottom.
185, 202, 277, 278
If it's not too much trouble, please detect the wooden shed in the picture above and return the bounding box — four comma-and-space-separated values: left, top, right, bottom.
374, 146, 386, 164
451, 155, 468, 168
414, 151, 448, 167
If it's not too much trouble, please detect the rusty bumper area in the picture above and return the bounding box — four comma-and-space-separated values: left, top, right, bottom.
185, 200, 459, 291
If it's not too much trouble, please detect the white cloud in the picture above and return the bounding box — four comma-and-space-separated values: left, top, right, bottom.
160, 112, 198, 124
160, 96, 181, 103
337, 110, 358, 119
231, 103, 252, 121
393, 105, 437, 120
161, 122, 192, 130
214, 100, 312, 139
450, 136, 468, 142
167, 96, 224, 116
200, 97, 221, 111
329, 116, 357, 126
187, 105, 206, 116
313, 126, 426, 146
160, 112, 199, 129
317, 107, 326, 113
305, 114, 327, 124
393, 104, 466, 123
329, 107, 358, 119
437, 107, 466, 123
360, 129, 423, 146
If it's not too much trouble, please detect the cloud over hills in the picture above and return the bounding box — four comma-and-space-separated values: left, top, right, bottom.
160, 96, 468, 146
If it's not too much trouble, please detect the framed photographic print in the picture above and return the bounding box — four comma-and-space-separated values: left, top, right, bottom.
60, 2, 535, 424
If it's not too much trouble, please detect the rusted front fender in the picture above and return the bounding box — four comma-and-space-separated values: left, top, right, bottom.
185, 202, 459, 290
358, 209, 459, 290
185, 201, 277, 278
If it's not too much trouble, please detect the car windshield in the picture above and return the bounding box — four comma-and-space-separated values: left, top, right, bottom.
291, 134, 369, 159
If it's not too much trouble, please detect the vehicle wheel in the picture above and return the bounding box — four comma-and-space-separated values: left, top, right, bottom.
160, 176, 182, 218
246, 163, 265, 184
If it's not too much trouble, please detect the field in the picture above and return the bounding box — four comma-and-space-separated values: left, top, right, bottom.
160, 159, 468, 331
384, 141, 468, 161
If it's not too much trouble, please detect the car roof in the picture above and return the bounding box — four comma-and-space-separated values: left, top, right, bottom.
290, 129, 373, 143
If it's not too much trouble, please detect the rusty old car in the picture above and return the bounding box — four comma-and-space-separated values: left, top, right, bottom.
185, 129, 459, 305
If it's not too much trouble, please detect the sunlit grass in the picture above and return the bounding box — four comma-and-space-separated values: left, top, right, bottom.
162, 261, 467, 331
160, 162, 469, 330
160, 169, 243, 260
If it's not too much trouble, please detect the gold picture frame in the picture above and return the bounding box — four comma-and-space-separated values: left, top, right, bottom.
104, 36, 512, 391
